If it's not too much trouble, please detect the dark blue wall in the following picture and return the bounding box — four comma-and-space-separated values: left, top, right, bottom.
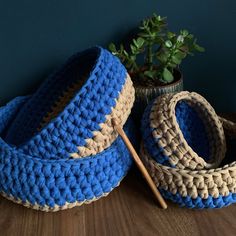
0, 0, 235, 111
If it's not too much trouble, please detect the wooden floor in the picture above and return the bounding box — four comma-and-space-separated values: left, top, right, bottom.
0, 167, 236, 236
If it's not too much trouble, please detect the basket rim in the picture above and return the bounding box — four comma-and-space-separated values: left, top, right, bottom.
0, 96, 134, 211
4, 47, 135, 159
148, 91, 226, 170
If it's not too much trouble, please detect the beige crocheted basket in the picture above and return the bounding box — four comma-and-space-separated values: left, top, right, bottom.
141, 91, 226, 170
141, 91, 236, 208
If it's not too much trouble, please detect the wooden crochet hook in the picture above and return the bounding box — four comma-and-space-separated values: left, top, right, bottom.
112, 118, 168, 209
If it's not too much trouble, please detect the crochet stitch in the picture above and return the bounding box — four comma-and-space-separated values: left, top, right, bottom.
5, 47, 135, 159
0, 96, 135, 211
141, 91, 226, 170
140, 91, 236, 209
0, 47, 136, 211
141, 142, 236, 209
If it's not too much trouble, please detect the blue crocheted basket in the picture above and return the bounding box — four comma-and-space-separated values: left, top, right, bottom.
5, 47, 135, 159
0, 47, 135, 211
0, 96, 135, 211
140, 91, 236, 209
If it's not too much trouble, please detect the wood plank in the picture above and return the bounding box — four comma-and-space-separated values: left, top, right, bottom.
0, 167, 236, 236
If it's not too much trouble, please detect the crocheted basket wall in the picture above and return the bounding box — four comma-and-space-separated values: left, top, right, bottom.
141, 91, 236, 209
5, 47, 135, 159
141, 91, 226, 170
0, 47, 135, 211
0, 96, 135, 211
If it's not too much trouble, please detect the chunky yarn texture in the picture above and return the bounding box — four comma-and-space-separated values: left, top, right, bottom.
141, 91, 226, 170
141, 91, 236, 209
0, 47, 135, 211
5, 47, 135, 159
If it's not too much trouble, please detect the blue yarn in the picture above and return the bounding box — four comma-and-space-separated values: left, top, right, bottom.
0, 96, 135, 209
175, 101, 210, 161
141, 100, 210, 166
0, 96, 30, 134
159, 188, 236, 209
140, 95, 236, 209
5, 47, 128, 160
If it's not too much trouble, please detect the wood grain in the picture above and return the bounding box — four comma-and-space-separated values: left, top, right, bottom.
0, 167, 236, 236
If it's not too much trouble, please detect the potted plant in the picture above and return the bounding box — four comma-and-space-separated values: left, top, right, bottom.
108, 13, 204, 121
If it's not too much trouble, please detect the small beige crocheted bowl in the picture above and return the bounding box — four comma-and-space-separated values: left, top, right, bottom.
141, 91, 226, 170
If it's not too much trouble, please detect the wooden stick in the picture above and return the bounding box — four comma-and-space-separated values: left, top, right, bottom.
112, 118, 168, 209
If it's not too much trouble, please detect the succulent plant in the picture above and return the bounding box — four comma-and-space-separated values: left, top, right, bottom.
109, 13, 204, 85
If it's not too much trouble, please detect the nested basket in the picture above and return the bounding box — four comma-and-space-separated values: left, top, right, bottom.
0, 47, 135, 211
141, 91, 236, 208
141, 91, 226, 170
5, 47, 135, 159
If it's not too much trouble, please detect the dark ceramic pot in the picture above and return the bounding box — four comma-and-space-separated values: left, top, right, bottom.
132, 69, 183, 122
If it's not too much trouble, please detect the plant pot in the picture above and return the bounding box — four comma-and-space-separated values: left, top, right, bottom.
132, 68, 183, 123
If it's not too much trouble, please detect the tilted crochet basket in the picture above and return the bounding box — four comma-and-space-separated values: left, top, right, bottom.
141, 91, 236, 209
5, 46, 134, 159
0, 47, 135, 211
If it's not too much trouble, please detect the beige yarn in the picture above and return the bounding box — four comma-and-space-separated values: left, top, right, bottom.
0, 75, 134, 211
71, 75, 134, 158
219, 116, 236, 138
149, 91, 226, 170
141, 145, 236, 199
141, 117, 236, 200
0, 179, 123, 212
38, 74, 135, 158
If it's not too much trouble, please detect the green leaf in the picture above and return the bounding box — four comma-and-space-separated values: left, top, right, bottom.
167, 31, 175, 39
144, 70, 157, 79
171, 55, 182, 65
165, 40, 172, 48
186, 34, 194, 39
177, 35, 184, 43
175, 50, 186, 59
130, 55, 136, 61
137, 37, 145, 47
162, 68, 174, 83
194, 44, 205, 52
123, 50, 129, 57
108, 43, 117, 53
133, 39, 139, 48
138, 32, 151, 38
130, 45, 136, 54
157, 51, 169, 63
181, 30, 189, 37
168, 62, 177, 68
